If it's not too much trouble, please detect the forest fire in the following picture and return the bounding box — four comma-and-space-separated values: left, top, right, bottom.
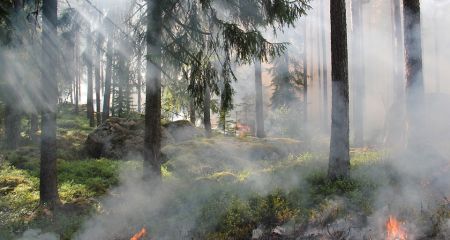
130, 228, 147, 240
386, 216, 408, 240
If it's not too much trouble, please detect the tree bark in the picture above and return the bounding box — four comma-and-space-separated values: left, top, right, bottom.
40, 0, 59, 205
391, 0, 404, 99
203, 81, 212, 138
137, 51, 142, 113
328, 0, 350, 180
403, 0, 424, 150
320, 0, 329, 131
189, 98, 196, 125
86, 33, 95, 127
143, 0, 162, 180
102, 32, 113, 122
4, 104, 21, 150
351, 0, 365, 147
30, 113, 38, 143
95, 32, 103, 126
303, 20, 308, 124
254, 58, 265, 138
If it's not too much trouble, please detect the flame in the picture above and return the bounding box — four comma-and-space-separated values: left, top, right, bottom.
130, 228, 147, 240
386, 216, 407, 240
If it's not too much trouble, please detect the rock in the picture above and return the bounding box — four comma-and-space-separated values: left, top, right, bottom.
252, 228, 264, 239
272, 226, 286, 236
85, 118, 202, 159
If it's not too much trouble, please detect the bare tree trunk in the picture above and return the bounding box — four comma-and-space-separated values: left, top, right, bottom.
189, 98, 196, 125
102, 32, 113, 122
320, 0, 329, 131
4, 104, 20, 150
95, 32, 103, 126
303, 20, 309, 124
351, 0, 365, 147
40, 0, 59, 205
403, 0, 424, 150
30, 113, 38, 143
74, 34, 80, 114
137, 51, 142, 113
86, 33, 95, 127
203, 81, 212, 138
144, 0, 162, 180
328, 0, 350, 180
391, 0, 404, 99
255, 58, 265, 138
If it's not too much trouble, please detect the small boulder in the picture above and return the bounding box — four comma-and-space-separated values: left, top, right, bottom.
85, 118, 202, 159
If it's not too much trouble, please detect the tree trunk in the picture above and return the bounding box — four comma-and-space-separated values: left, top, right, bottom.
143, 0, 162, 180
102, 33, 113, 122
303, 20, 308, 124
328, 0, 350, 180
86, 33, 95, 127
403, 0, 424, 150
4, 104, 21, 150
320, 0, 329, 132
203, 81, 212, 138
391, 0, 404, 99
189, 98, 196, 125
254, 58, 265, 138
74, 34, 79, 114
30, 113, 38, 143
40, 0, 59, 205
137, 51, 142, 113
351, 0, 365, 147
95, 32, 103, 126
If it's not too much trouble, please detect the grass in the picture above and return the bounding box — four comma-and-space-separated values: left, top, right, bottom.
3, 104, 445, 239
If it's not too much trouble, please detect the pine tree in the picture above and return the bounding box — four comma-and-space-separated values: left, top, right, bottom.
328, 0, 350, 180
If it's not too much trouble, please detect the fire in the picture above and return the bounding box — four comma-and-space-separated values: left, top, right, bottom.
130, 228, 147, 240
386, 216, 407, 240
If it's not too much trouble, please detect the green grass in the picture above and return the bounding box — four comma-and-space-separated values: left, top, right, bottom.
0, 104, 408, 239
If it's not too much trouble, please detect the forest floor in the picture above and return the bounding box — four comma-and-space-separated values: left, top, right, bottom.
0, 105, 449, 239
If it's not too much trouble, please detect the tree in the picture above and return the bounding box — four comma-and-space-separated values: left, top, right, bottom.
302, 19, 309, 124
86, 32, 95, 127
351, 0, 365, 147
143, 0, 163, 180
391, 0, 404, 99
40, 0, 59, 205
254, 58, 265, 138
102, 26, 113, 122
320, 0, 329, 131
95, 30, 103, 126
328, 0, 350, 180
403, 0, 424, 149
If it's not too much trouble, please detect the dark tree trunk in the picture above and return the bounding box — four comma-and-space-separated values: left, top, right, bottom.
403, 0, 424, 149
102, 33, 113, 122
203, 81, 212, 138
320, 0, 329, 131
86, 34, 95, 127
143, 0, 162, 180
328, 0, 350, 180
95, 32, 103, 126
40, 0, 59, 205
351, 0, 365, 147
254, 58, 265, 138
4, 104, 21, 150
189, 98, 196, 125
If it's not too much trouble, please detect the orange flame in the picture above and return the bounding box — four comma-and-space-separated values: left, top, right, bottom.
130, 227, 147, 240
386, 216, 407, 240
